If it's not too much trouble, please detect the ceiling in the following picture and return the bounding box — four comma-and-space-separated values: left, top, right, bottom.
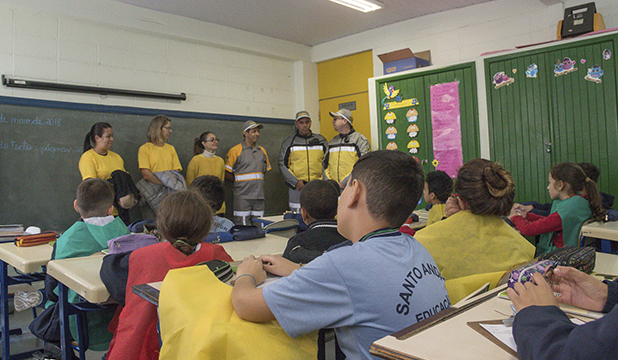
110, 0, 499, 46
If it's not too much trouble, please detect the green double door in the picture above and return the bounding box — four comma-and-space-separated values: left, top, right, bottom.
485, 34, 618, 203
375, 63, 480, 169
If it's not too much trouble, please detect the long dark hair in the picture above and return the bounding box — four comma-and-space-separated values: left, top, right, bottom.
83, 122, 112, 152
550, 162, 605, 221
193, 131, 214, 155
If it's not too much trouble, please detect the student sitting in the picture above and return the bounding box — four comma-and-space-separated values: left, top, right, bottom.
282, 180, 348, 264
41, 178, 130, 352
231, 150, 450, 359
189, 175, 235, 233
423, 170, 454, 226
510, 162, 605, 256
516, 162, 614, 216
105, 191, 233, 360
414, 159, 535, 302
507, 266, 618, 360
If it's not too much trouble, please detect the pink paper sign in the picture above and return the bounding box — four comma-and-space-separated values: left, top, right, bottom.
430, 82, 463, 178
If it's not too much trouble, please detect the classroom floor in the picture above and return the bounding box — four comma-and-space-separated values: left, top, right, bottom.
6, 282, 106, 360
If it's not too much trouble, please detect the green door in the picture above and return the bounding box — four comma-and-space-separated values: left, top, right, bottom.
376, 62, 480, 208
485, 34, 618, 204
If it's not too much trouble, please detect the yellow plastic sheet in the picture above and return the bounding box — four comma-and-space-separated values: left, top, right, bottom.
415, 211, 535, 281
159, 266, 317, 360
445, 271, 505, 304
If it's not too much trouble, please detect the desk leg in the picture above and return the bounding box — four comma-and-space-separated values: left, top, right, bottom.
1, 260, 10, 360
58, 283, 73, 360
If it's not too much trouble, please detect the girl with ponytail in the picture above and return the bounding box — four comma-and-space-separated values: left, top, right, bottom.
79, 122, 124, 180
106, 190, 232, 359
510, 162, 605, 255
414, 159, 535, 302
185, 131, 226, 214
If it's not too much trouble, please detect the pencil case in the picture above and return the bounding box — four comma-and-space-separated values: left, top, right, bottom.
14, 231, 57, 247
537, 245, 596, 274
507, 260, 556, 289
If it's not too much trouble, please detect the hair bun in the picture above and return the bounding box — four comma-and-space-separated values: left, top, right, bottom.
482, 163, 514, 198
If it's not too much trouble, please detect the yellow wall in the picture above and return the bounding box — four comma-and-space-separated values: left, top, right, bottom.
318, 51, 373, 144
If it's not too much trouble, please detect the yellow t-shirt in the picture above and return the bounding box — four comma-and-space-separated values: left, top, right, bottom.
426, 203, 447, 227
138, 142, 182, 173
186, 154, 226, 214
186, 154, 225, 185
78, 149, 126, 180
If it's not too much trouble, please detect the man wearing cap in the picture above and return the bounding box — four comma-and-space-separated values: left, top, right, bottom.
225, 120, 272, 225
278, 111, 328, 213
324, 108, 370, 187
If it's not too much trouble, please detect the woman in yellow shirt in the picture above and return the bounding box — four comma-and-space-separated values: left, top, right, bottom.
137, 115, 182, 184
79, 122, 125, 180
186, 131, 226, 214
79, 122, 137, 223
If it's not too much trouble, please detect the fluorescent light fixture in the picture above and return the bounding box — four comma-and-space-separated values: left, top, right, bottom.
329, 0, 383, 13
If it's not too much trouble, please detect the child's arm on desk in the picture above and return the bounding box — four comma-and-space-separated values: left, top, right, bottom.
231, 255, 275, 322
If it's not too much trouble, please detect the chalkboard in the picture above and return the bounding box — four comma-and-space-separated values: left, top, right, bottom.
0, 96, 295, 232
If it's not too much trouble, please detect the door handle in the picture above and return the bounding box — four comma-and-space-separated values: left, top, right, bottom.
544, 142, 552, 153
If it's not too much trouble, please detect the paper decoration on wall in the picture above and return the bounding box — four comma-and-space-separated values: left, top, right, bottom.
585, 64, 604, 83
383, 97, 419, 110
386, 126, 398, 140
493, 71, 515, 89
554, 57, 578, 76
603, 49, 611, 60
381, 83, 419, 110
432, 159, 439, 167
512, 69, 517, 74
430, 81, 463, 178
382, 83, 401, 102
413, 156, 420, 164
407, 140, 420, 154
407, 124, 419, 138
581, 59, 586, 64
406, 108, 418, 122
384, 111, 397, 124
526, 64, 538, 78
386, 142, 398, 150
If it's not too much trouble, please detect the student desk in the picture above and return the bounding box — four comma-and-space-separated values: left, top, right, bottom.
371, 288, 518, 360
221, 233, 289, 261
46, 253, 112, 360
580, 221, 618, 253
595, 251, 618, 277
0, 242, 52, 360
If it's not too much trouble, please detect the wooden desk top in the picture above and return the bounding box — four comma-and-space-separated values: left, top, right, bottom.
0, 242, 53, 273
371, 295, 517, 360
47, 253, 110, 304
581, 221, 618, 241
221, 233, 288, 261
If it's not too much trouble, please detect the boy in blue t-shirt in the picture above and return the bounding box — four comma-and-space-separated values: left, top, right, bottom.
231, 150, 450, 359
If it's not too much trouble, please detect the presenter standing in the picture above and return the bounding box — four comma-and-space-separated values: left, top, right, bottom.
279, 111, 327, 213
79, 122, 137, 223
186, 131, 226, 214
225, 121, 271, 225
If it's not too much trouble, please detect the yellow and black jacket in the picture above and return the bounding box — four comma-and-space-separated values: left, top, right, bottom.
278, 131, 328, 189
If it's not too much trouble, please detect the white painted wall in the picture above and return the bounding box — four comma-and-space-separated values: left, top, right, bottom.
313, 0, 618, 76
0, 0, 315, 120
323, 0, 618, 157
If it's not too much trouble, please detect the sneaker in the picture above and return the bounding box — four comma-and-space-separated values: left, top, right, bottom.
13, 290, 43, 312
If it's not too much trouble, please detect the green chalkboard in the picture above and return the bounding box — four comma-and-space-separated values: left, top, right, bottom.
0, 96, 294, 232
